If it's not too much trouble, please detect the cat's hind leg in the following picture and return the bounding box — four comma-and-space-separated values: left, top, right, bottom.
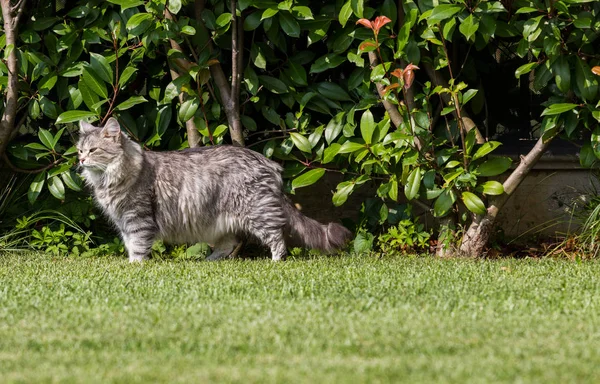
206, 235, 238, 261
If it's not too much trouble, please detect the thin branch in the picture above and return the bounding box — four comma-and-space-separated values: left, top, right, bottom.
11, 0, 25, 26
1, 152, 63, 174
194, 0, 244, 146
367, 52, 404, 129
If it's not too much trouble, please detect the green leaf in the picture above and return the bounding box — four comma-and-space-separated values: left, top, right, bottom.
167, 0, 182, 14
286, 61, 307, 86
82, 66, 108, 99
52, 128, 65, 149
78, 80, 99, 112
360, 110, 375, 144
289, 132, 312, 153
323, 143, 341, 163
461, 191, 486, 215
540, 103, 578, 116
48, 176, 65, 200
443, 17, 457, 41
178, 98, 199, 122
404, 167, 421, 201
353, 231, 374, 253
115, 96, 147, 111
475, 157, 512, 176
39, 96, 58, 119
279, 12, 300, 37
591, 127, 600, 159
472, 141, 501, 161
427, 4, 462, 25
261, 7, 279, 20
259, 75, 289, 94
244, 11, 263, 31
433, 189, 456, 217
292, 6, 313, 19
61, 170, 82, 192
339, 0, 352, 27
316, 82, 352, 101
38, 73, 57, 94
106, 0, 144, 10
292, 168, 326, 189
465, 128, 476, 156
56, 110, 97, 124
351, 0, 364, 17
338, 140, 365, 154
552, 56, 571, 93
310, 54, 346, 74
118, 67, 138, 88
462, 89, 478, 105
38, 128, 54, 150
90, 52, 113, 85
325, 112, 345, 144
459, 14, 479, 41
515, 62, 538, 78
126, 13, 154, 36
575, 56, 598, 102
580, 143, 596, 168
480, 181, 504, 196
332, 182, 354, 206
216, 13, 232, 28
28, 171, 46, 204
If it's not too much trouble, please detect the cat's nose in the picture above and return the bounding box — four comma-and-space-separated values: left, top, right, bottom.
79, 157, 86, 164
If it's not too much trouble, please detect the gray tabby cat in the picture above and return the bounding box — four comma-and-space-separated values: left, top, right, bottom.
77, 117, 352, 262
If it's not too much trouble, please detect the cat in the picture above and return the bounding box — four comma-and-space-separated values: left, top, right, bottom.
77, 117, 352, 262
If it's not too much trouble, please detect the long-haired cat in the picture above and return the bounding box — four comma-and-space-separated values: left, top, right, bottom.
77, 118, 352, 262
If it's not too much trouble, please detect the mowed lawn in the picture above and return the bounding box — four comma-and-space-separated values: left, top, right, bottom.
1, 253, 599, 383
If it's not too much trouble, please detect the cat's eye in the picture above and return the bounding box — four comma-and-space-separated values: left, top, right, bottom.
89, 148, 98, 154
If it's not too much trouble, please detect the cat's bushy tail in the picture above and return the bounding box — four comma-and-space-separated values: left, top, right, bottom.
284, 202, 352, 252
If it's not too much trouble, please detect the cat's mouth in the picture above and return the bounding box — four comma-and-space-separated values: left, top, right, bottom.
79, 163, 106, 172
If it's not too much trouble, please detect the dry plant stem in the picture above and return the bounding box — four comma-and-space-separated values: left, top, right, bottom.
0, 0, 27, 159
459, 136, 552, 256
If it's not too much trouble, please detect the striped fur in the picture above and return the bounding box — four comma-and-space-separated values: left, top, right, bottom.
77, 118, 352, 262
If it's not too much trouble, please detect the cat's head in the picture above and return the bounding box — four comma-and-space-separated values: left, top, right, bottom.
76, 117, 126, 171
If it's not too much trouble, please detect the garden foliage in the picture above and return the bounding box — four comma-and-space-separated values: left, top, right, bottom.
1, 0, 599, 255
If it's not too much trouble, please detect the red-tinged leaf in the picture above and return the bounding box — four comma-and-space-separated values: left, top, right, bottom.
384, 83, 400, 95
390, 68, 403, 78
403, 63, 419, 90
593, 66, 600, 76
359, 41, 377, 51
372, 16, 392, 35
356, 18, 373, 29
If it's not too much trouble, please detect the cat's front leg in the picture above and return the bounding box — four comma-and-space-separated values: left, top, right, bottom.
122, 229, 156, 263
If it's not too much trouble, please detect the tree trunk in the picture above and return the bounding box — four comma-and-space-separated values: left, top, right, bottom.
459, 136, 553, 256
0, 0, 26, 158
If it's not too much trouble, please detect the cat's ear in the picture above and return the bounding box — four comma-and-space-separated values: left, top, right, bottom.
101, 117, 121, 142
79, 120, 97, 135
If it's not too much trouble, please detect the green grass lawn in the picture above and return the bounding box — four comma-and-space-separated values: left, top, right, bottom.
1, 252, 599, 383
